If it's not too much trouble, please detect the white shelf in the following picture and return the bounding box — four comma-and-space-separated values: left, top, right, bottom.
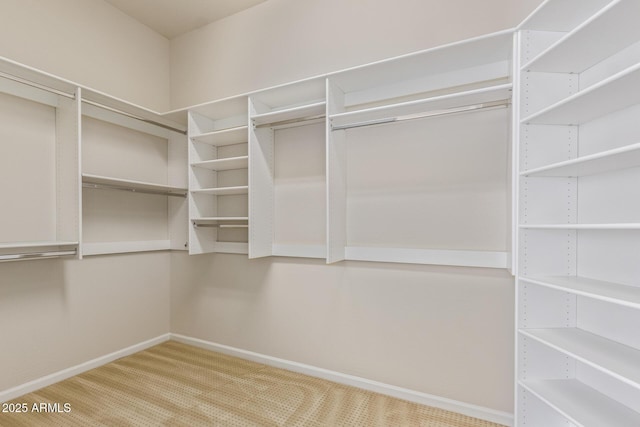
344, 247, 508, 269
329, 84, 512, 128
251, 101, 326, 126
191, 156, 248, 171
190, 126, 248, 146
520, 379, 640, 427
0, 241, 77, 250
521, 142, 640, 177
519, 0, 612, 32
214, 242, 249, 255
523, 0, 640, 73
272, 244, 326, 259
82, 240, 172, 256
522, 62, 640, 125
520, 276, 640, 309
191, 186, 248, 196
82, 174, 187, 195
521, 328, 640, 390
520, 223, 640, 230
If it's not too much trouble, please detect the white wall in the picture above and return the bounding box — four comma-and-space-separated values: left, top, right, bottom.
171, 254, 515, 412
170, 0, 543, 108
0, 0, 171, 111
0, 0, 172, 395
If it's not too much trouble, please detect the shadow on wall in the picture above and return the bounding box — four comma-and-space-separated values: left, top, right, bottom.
0, 258, 67, 305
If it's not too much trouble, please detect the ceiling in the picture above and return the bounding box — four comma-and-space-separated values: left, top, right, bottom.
104, 0, 268, 39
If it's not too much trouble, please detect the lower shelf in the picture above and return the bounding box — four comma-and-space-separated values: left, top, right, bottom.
82, 240, 181, 256
520, 379, 640, 427
520, 328, 640, 390
344, 247, 508, 268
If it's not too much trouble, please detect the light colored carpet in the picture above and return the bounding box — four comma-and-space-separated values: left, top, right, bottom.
0, 341, 505, 426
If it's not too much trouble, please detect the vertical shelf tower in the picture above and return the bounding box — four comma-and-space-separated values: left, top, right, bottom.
514, 0, 640, 425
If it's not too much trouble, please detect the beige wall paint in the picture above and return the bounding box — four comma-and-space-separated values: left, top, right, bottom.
0, 0, 172, 394
0, 0, 171, 111
171, 253, 515, 412
0, 254, 170, 392
170, 0, 544, 108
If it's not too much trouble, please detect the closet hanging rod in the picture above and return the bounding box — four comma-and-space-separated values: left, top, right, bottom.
0, 70, 75, 99
254, 114, 325, 129
331, 99, 510, 131
82, 99, 187, 135
82, 183, 187, 198
0, 250, 77, 262
192, 223, 249, 228
0, 70, 186, 135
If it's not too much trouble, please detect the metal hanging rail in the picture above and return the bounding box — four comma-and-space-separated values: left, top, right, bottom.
331, 100, 510, 131
192, 223, 249, 228
253, 114, 325, 129
82, 182, 187, 198
0, 69, 186, 135
0, 249, 77, 262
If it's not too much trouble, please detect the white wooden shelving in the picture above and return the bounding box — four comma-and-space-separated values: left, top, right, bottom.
520, 379, 640, 427
82, 173, 187, 196
188, 97, 250, 255
520, 276, 640, 309
516, 0, 640, 424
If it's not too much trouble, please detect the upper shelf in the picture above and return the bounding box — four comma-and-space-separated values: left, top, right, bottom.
191, 156, 248, 171
522, 62, 640, 125
82, 174, 187, 196
520, 276, 640, 309
520, 223, 640, 230
328, 30, 513, 96
329, 84, 512, 129
520, 379, 640, 427
521, 142, 640, 177
523, 0, 640, 73
521, 328, 640, 390
251, 101, 326, 127
191, 126, 247, 146
519, 0, 613, 32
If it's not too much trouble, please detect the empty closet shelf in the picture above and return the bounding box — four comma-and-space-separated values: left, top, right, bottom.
329, 84, 512, 130
520, 379, 640, 427
520, 328, 640, 390
522, 0, 640, 73
521, 142, 640, 177
191, 156, 248, 171
190, 126, 248, 146
0, 241, 77, 250
522, 62, 640, 125
190, 186, 248, 196
82, 240, 172, 256
519, 276, 640, 309
520, 223, 640, 230
251, 101, 326, 127
82, 174, 187, 197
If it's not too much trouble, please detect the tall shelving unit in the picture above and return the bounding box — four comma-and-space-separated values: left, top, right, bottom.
515, 0, 640, 424
187, 96, 249, 255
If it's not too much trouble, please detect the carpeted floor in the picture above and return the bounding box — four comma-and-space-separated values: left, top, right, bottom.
0, 341, 505, 426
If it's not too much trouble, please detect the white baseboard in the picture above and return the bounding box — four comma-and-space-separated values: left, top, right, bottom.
171, 334, 514, 426
0, 334, 170, 403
